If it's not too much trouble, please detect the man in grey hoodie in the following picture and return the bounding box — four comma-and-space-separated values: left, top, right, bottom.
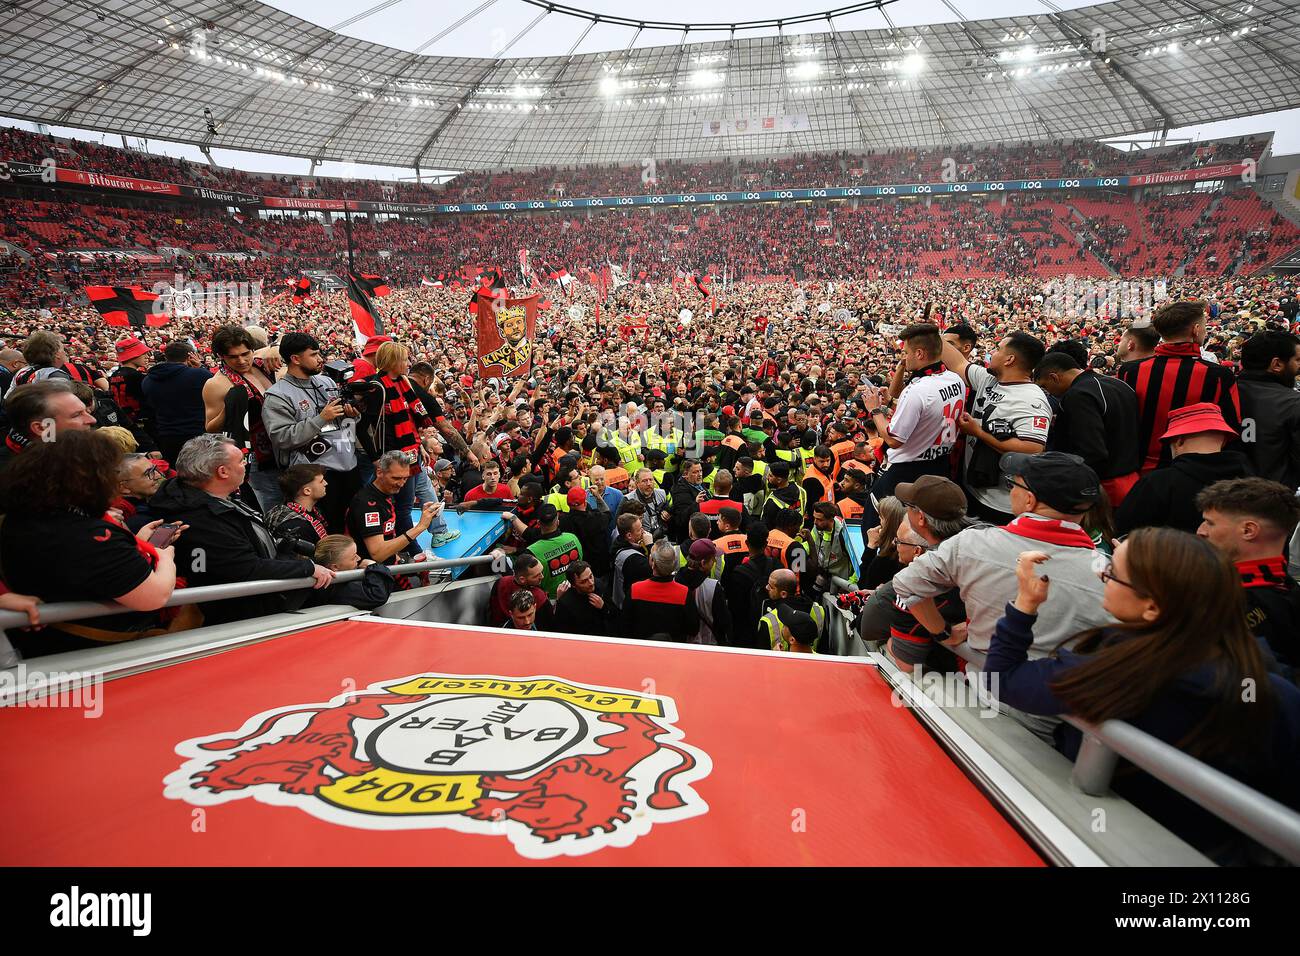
262, 332, 360, 533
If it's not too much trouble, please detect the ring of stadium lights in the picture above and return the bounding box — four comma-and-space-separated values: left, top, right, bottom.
515, 0, 902, 33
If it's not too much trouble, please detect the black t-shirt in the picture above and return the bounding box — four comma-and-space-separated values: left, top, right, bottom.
411, 381, 445, 423
864, 553, 904, 590
2, 511, 157, 656
346, 482, 401, 561
109, 365, 148, 415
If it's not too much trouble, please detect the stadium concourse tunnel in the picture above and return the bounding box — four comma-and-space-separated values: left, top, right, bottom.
0, 508, 1296, 867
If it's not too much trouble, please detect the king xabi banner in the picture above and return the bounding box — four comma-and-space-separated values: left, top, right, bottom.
475, 289, 539, 379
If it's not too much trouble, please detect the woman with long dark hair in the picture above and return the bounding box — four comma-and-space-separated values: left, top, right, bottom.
0, 429, 184, 657
987, 526, 1300, 861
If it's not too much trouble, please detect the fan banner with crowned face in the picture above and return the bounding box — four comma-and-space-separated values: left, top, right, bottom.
475, 289, 538, 379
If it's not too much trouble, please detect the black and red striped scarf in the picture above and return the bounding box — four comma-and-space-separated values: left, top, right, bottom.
223, 362, 274, 464
1001, 514, 1096, 549
381, 373, 433, 459
285, 502, 328, 541
1237, 556, 1288, 591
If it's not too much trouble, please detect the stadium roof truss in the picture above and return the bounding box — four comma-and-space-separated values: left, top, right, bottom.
0, 0, 1297, 171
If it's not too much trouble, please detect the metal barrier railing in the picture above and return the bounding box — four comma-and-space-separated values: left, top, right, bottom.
1067, 715, 1300, 864
936, 639, 1300, 863
0, 555, 498, 632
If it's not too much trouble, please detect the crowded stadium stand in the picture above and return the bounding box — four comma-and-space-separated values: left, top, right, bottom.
3, 0, 1300, 896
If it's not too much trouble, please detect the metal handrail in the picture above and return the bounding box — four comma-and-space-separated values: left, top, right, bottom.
940, 639, 1300, 863
1066, 716, 1300, 864
0, 555, 498, 631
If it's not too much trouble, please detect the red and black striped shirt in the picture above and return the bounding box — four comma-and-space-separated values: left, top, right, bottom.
1116, 342, 1241, 474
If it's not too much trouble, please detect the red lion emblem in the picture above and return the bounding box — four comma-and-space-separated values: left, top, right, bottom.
193, 693, 427, 795
463, 711, 698, 843
190, 695, 700, 846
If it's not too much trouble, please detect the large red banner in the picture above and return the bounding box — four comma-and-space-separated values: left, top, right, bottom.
0, 619, 1043, 865
56, 168, 180, 196
1129, 162, 1249, 186
262, 196, 349, 211
475, 290, 538, 379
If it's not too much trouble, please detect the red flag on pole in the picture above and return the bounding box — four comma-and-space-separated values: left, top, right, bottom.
347, 271, 390, 348
475, 290, 539, 380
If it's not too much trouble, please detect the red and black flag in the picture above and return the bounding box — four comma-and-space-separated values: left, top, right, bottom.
290, 276, 313, 305
467, 268, 507, 318
549, 264, 574, 297
350, 271, 391, 298
85, 285, 169, 327
693, 272, 711, 299
347, 271, 390, 348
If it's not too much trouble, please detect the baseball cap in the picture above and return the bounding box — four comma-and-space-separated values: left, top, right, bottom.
775, 605, 818, 648
688, 538, 718, 561
114, 337, 149, 363
566, 486, 588, 507
1000, 451, 1100, 514
1161, 402, 1237, 442
536, 502, 559, 523
434, 458, 454, 472
361, 335, 393, 357
894, 475, 967, 521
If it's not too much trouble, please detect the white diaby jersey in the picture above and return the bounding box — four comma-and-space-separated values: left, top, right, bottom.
962, 364, 1053, 514
884, 365, 966, 466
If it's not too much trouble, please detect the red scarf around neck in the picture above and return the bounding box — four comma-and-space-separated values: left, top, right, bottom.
286, 501, 329, 541
1154, 342, 1202, 358
1001, 514, 1096, 549
1236, 556, 1288, 590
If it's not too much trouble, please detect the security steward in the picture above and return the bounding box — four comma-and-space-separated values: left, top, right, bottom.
837, 467, 871, 520
800, 444, 837, 529
758, 569, 826, 652
760, 459, 806, 528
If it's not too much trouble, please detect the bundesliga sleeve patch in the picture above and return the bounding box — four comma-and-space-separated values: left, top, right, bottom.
364, 512, 381, 529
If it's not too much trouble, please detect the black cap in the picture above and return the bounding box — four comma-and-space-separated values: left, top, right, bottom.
999, 451, 1100, 514
536, 502, 559, 523
776, 605, 818, 647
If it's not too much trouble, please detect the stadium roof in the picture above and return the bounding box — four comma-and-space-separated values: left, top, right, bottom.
1, 0, 1298, 171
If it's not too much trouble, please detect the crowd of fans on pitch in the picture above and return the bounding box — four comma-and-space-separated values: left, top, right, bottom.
1, 267, 1300, 860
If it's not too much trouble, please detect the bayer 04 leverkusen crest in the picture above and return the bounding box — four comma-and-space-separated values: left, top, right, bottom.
164, 673, 712, 859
